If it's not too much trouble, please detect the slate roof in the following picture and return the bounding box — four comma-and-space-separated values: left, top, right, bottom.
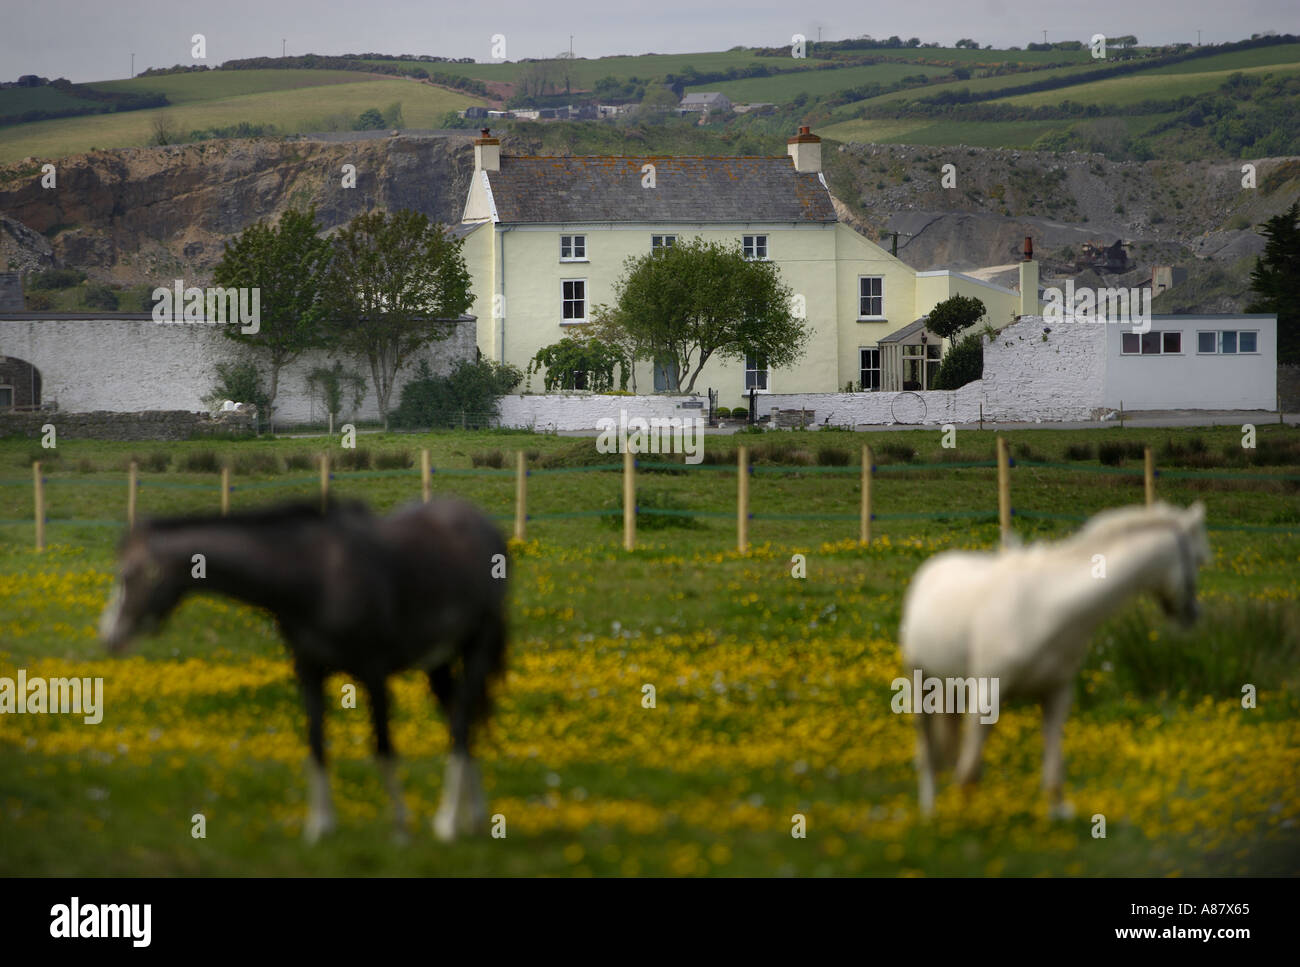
878, 317, 936, 343
484, 156, 836, 225
446, 221, 486, 239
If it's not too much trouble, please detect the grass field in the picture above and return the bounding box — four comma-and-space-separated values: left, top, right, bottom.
995, 62, 1300, 109
0, 74, 478, 163
821, 118, 1077, 149
1, 425, 1297, 875
686, 63, 954, 103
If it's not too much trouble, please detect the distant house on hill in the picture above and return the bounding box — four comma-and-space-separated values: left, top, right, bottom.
678, 92, 732, 114
455, 126, 1040, 407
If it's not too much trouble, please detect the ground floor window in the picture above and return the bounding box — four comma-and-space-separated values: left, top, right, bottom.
901, 344, 942, 390
859, 348, 880, 391
653, 358, 679, 392
744, 352, 769, 392
0, 386, 12, 408
1122, 330, 1182, 354
1196, 329, 1258, 354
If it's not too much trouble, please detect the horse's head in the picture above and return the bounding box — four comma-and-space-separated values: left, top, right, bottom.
1155, 501, 1209, 627
100, 530, 182, 654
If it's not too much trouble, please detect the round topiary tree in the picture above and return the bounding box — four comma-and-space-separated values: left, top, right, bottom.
924, 294, 986, 340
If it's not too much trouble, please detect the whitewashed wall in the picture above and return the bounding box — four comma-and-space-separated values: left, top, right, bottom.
982, 315, 1106, 421
0, 316, 476, 424
756, 381, 985, 426
495, 393, 707, 431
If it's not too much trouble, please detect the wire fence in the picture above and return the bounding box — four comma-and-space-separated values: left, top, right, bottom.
5, 441, 1299, 552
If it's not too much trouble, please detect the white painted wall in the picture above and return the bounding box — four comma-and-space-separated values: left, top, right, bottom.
982, 314, 1106, 421
496, 393, 706, 431
756, 382, 984, 425
0, 316, 477, 424
1102, 315, 1278, 410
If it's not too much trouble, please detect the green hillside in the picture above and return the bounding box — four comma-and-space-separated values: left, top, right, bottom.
0, 75, 478, 162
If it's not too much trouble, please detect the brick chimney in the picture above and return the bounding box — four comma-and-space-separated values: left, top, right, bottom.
1019, 236, 1038, 317
473, 128, 500, 172
786, 125, 821, 173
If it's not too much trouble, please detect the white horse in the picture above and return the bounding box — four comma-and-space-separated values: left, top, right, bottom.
899, 501, 1210, 819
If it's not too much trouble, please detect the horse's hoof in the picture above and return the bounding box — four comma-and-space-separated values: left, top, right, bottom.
1049, 800, 1076, 821
433, 811, 457, 843
303, 814, 336, 844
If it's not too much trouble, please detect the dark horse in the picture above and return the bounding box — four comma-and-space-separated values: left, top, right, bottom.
99, 498, 508, 843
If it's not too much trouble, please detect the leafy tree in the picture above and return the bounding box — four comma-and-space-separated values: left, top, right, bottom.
305, 360, 367, 433
390, 358, 523, 428
924, 294, 987, 340
212, 207, 332, 421
355, 107, 386, 130
321, 210, 474, 429
1246, 200, 1300, 364
585, 303, 651, 392
602, 238, 808, 394
527, 335, 629, 392
637, 84, 680, 119
931, 333, 983, 389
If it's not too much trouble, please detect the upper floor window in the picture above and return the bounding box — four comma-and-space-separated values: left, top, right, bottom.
561, 279, 586, 322
653, 358, 679, 392
1121, 331, 1182, 355
560, 235, 586, 261
858, 276, 884, 319
742, 235, 767, 260
651, 235, 676, 250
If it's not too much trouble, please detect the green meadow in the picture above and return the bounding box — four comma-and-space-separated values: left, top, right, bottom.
0, 73, 477, 163
1, 425, 1296, 875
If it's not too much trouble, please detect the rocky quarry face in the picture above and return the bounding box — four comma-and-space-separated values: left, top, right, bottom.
0, 134, 478, 283
0, 134, 1293, 313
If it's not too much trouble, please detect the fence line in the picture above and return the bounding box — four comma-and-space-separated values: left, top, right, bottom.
6, 441, 1300, 552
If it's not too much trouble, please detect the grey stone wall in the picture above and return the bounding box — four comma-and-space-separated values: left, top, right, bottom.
0, 314, 477, 423
0, 409, 256, 441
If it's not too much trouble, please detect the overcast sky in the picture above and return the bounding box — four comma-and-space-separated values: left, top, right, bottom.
5, 0, 1298, 83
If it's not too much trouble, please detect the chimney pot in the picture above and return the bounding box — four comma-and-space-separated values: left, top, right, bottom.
1023, 236, 1034, 261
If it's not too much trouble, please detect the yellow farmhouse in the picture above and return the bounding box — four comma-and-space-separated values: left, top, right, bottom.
457, 126, 1040, 408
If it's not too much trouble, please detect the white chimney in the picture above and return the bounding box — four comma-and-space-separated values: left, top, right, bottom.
786, 126, 821, 173
473, 128, 500, 172
1019, 235, 1039, 317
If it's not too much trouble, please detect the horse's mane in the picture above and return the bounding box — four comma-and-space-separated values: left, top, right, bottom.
136, 499, 372, 533
1063, 502, 1188, 549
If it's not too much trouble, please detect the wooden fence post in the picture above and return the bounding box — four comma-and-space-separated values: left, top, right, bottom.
33, 461, 44, 553
515, 450, 527, 541
622, 448, 635, 551
860, 444, 873, 545
220, 465, 230, 516
127, 460, 138, 529
997, 436, 1011, 547
737, 445, 750, 553
1144, 446, 1155, 506
319, 453, 329, 513
420, 449, 431, 504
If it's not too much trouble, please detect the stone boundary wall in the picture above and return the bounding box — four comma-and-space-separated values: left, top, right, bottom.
0, 314, 476, 424
0, 409, 255, 441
